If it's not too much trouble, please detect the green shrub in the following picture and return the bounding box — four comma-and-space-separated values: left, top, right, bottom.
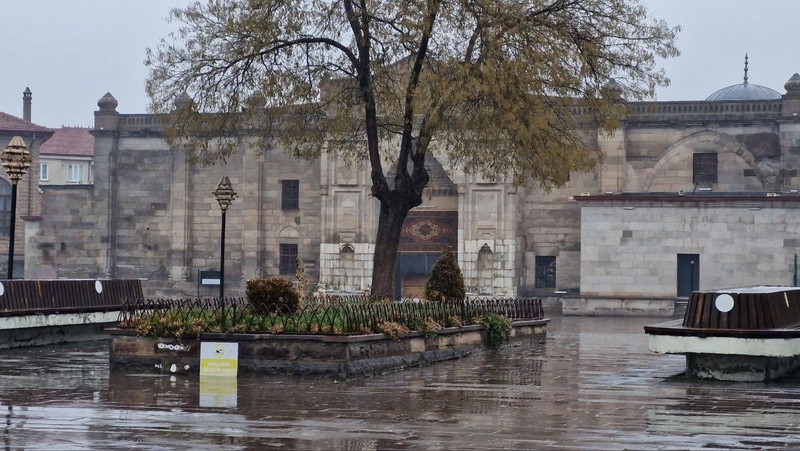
377, 321, 410, 340
476, 312, 512, 349
444, 315, 463, 328
246, 277, 301, 314
425, 246, 466, 302
420, 317, 443, 337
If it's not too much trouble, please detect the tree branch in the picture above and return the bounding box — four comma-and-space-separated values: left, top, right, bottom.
399, 0, 441, 196
343, 0, 388, 202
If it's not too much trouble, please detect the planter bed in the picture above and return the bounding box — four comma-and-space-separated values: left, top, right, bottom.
108, 319, 548, 379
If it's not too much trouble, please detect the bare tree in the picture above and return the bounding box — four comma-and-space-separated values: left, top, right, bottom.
146, 0, 679, 297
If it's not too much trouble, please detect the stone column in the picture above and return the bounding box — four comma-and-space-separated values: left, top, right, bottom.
456, 183, 471, 288
503, 185, 518, 296
93, 93, 121, 278
240, 142, 264, 280
168, 148, 191, 283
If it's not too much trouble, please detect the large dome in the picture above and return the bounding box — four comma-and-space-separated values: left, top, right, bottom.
706, 83, 781, 101
705, 55, 782, 101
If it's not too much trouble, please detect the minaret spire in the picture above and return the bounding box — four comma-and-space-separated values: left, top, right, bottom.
743, 54, 749, 85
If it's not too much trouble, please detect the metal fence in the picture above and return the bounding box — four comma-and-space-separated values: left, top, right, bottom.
117, 296, 544, 337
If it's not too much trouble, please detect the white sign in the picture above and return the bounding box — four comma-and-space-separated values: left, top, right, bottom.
200, 342, 239, 377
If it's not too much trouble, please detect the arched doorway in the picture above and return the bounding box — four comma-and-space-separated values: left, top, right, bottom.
392, 156, 458, 299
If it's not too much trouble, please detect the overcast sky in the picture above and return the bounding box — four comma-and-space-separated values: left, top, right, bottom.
1, 0, 799, 129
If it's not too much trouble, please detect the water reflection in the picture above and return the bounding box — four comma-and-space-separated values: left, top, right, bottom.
0, 317, 797, 449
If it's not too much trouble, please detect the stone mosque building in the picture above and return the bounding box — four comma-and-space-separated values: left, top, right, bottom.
6, 61, 800, 314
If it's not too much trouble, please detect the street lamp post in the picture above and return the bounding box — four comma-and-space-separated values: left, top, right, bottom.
212, 176, 237, 299
1, 137, 31, 280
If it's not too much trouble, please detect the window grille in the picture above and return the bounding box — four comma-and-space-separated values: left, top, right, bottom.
281, 180, 299, 210
279, 243, 298, 275
693, 153, 718, 184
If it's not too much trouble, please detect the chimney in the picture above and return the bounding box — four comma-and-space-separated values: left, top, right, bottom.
22, 87, 32, 122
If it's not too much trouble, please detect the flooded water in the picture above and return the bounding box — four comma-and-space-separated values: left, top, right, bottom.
1, 315, 799, 449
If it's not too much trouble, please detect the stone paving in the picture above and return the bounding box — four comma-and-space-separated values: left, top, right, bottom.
1, 314, 800, 449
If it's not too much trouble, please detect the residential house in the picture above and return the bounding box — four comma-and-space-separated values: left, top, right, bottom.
39, 127, 94, 185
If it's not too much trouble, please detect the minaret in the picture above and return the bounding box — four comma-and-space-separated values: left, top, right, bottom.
22, 87, 32, 122
743, 54, 749, 85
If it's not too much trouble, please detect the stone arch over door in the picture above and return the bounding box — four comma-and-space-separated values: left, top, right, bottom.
278, 225, 299, 239
643, 130, 767, 192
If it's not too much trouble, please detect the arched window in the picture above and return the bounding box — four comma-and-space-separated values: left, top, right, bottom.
0, 180, 11, 237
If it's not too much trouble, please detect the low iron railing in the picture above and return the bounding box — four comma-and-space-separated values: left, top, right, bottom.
117, 297, 544, 338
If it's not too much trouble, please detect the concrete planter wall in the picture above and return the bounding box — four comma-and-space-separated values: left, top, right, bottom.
108, 319, 548, 379
0, 311, 122, 349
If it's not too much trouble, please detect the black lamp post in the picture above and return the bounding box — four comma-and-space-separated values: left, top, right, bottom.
212, 176, 237, 299
1, 137, 31, 280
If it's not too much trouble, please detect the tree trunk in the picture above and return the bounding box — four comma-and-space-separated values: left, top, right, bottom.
370, 200, 413, 299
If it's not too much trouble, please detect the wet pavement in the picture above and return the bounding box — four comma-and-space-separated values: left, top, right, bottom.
1, 315, 800, 450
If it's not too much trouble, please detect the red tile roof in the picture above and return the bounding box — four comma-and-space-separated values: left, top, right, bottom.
0, 112, 51, 133
39, 127, 94, 157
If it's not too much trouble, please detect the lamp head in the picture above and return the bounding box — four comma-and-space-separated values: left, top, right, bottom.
2, 136, 32, 184
213, 176, 237, 210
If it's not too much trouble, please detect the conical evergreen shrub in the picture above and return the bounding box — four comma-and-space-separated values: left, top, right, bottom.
425, 246, 466, 302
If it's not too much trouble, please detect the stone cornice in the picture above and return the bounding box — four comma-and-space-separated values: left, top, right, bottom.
574, 192, 800, 208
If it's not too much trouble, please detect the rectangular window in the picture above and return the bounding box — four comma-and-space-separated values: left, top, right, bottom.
39, 163, 49, 181
535, 256, 556, 288
281, 180, 299, 210
67, 164, 84, 183
279, 244, 298, 275
693, 153, 718, 184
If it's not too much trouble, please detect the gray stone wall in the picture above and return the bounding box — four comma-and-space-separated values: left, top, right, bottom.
580, 202, 800, 298
258, 149, 322, 285
518, 169, 599, 295
624, 125, 781, 193
25, 186, 101, 279
114, 136, 174, 283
